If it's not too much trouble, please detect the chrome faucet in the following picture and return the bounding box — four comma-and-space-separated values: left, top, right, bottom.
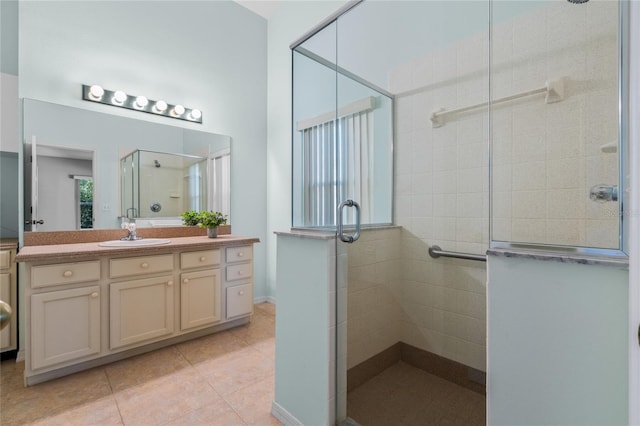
121, 222, 141, 241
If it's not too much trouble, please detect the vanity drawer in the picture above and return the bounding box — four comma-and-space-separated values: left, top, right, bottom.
226, 283, 253, 319
31, 261, 101, 289
226, 263, 252, 282
181, 249, 220, 270
110, 254, 174, 278
226, 246, 252, 264
0, 251, 10, 270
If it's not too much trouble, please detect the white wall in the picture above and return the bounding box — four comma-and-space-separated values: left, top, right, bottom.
19, 1, 269, 298
266, 0, 348, 298
487, 255, 628, 425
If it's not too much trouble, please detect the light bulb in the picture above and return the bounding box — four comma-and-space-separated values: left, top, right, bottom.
135, 95, 148, 108
155, 100, 168, 113
113, 90, 127, 105
89, 85, 104, 100
172, 104, 185, 116
189, 109, 202, 120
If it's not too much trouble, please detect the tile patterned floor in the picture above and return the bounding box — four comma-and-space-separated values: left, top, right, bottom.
0, 302, 281, 426
347, 361, 486, 426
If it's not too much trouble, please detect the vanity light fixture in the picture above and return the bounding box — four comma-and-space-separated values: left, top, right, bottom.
154, 100, 168, 113
172, 104, 185, 116
112, 90, 127, 105
134, 95, 148, 109
88, 85, 104, 100
190, 109, 202, 120
81, 84, 203, 124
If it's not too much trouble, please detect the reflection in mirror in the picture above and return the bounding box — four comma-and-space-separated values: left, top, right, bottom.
22, 99, 232, 230
23, 142, 95, 232
120, 149, 208, 220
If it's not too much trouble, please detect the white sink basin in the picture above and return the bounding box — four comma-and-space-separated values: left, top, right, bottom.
98, 238, 171, 247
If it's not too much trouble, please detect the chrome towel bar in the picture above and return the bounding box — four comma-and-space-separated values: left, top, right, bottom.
428, 245, 486, 262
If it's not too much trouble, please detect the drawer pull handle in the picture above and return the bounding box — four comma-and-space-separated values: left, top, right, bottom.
90, 292, 99, 298
183, 278, 189, 283
140, 262, 149, 269
237, 271, 243, 276
238, 290, 245, 296
199, 256, 206, 262
167, 281, 174, 286
63, 270, 73, 278
237, 252, 244, 257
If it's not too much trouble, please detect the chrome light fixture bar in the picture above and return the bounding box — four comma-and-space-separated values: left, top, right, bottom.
82, 84, 202, 124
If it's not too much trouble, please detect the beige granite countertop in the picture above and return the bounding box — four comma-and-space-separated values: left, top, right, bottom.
16, 235, 259, 263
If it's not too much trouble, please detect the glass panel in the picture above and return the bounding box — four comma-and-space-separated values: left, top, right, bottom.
292, 22, 338, 228
333, 1, 489, 425
490, 0, 621, 249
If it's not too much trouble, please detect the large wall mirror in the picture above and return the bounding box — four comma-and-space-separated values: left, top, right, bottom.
23, 99, 231, 231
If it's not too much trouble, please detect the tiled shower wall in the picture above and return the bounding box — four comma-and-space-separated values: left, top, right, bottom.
491, 1, 619, 248
388, 19, 490, 371
346, 227, 402, 369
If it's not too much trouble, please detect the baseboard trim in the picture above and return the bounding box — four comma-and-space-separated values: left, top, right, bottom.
271, 400, 304, 426
347, 342, 486, 395
400, 342, 486, 395
253, 296, 268, 304
347, 342, 402, 391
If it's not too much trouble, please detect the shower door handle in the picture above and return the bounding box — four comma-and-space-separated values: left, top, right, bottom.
337, 199, 361, 243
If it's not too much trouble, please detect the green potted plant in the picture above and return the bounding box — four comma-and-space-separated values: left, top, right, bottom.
198, 211, 227, 238
181, 210, 200, 226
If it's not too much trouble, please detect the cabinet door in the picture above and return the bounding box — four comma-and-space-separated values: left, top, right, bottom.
180, 269, 221, 331
226, 283, 253, 319
31, 286, 101, 370
0, 273, 11, 350
110, 275, 174, 349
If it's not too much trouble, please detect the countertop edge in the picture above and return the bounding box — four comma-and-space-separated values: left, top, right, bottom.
16, 235, 260, 263
486, 248, 629, 268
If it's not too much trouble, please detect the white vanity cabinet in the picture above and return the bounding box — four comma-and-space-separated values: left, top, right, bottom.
28, 261, 102, 369
31, 285, 101, 369
19, 236, 258, 385
0, 245, 18, 353
225, 245, 254, 319
110, 274, 175, 349
180, 250, 222, 331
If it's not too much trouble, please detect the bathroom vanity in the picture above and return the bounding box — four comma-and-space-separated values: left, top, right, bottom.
0, 239, 18, 354
16, 234, 259, 385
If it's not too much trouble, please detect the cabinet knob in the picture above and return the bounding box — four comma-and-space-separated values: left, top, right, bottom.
167, 281, 174, 286
199, 256, 206, 262
63, 270, 73, 278
237, 271, 243, 276
90, 292, 99, 298
183, 278, 189, 283
140, 262, 149, 269
237, 252, 244, 257
238, 290, 245, 296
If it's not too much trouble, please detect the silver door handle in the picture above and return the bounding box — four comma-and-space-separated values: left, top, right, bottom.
337, 199, 361, 243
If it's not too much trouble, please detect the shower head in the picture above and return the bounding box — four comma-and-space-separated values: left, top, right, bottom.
154, 160, 161, 168
567, 0, 589, 3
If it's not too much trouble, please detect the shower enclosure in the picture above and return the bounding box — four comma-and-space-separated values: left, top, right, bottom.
120, 149, 208, 220
291, 0, 624, 424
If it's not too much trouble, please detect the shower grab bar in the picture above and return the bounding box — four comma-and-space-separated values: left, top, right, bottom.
430, 77, 567, 128
428, 245, 486, 262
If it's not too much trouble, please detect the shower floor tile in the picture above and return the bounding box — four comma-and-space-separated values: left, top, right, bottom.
347, 361, 485, 426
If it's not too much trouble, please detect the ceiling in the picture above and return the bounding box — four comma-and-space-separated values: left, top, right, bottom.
233, 1, 281, 19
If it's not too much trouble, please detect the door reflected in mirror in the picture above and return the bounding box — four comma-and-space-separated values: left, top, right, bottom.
24, 140, 95, 232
